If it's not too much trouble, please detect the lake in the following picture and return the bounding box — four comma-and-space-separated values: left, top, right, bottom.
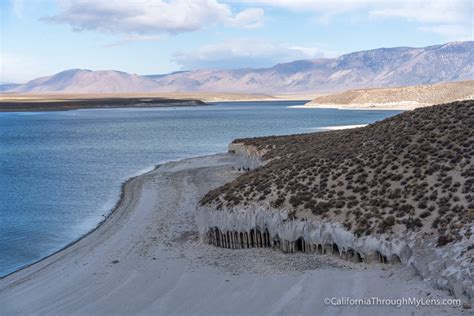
0, 101, 401, 276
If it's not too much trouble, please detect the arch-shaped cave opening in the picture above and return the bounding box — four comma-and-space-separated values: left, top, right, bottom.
264, 229, 270, 247
374, 251, 388, 264
240, 232, 244, 248
318, 244, 323, 254
355, 252, 363, 263
207, 230, 212, 244
295, 238, 304, 252
390, 254, 401, 265
234, 231, 239, 248
323, 244, 331, 254
332, 243, 340, 255
273, 234, 281, 248
222, 232, 227, 248
256, 228, 262, 247
374, 250, 382, 263
250, 229, 255, 247
347, 248, 355, 260
226, 231, 232, 248
213, 228, 219, 246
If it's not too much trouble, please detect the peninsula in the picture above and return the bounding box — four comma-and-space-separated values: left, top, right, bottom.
200, 100, 474, 304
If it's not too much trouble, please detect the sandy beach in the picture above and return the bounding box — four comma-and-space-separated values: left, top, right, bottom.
301, 103, 428, 111
0, 154, 465, 315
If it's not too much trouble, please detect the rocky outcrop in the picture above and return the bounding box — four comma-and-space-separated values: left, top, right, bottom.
197, 206, 407, 264
197, 206, 473, 302
228, 142, 266, 170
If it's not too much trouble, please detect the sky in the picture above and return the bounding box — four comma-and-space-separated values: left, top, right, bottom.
0, 0, 472, 83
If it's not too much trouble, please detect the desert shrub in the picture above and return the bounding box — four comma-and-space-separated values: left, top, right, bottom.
419, 211, 431, 218
437, 234, 454, 247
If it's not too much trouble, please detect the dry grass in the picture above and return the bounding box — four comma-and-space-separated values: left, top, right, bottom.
201, 100, 474, 246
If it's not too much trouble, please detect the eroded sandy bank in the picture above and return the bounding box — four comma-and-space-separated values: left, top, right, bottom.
0, 154, 466, 315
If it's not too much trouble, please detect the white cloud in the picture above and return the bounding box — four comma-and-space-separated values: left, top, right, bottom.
11, 0, 25, 18
368, 0, 472, 40
368, 0, 469, 24
172, 39, 326, 69
43, 0, 264, 35
105, 34, 163, 47
250, 0, 472, 40
419, 25, 473, 41
248, 0, 367, 17
228, 8, 265, 29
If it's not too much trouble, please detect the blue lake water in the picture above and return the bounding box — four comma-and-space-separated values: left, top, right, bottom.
0, 101, 401, 276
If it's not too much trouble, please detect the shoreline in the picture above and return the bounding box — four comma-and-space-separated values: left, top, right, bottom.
0, 154, 465, 315
0, 151, 220, 278
0, 97, 207, 112
0, 93, 319, 112
0, 164, 161, 279
0, 98, 311, 113
290, 104, 415, 111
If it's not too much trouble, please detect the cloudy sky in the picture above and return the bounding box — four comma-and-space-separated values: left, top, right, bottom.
1, 0, 472, 82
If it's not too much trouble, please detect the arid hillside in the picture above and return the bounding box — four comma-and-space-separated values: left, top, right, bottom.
201, 100, 474, 246
305, 80, 474, 109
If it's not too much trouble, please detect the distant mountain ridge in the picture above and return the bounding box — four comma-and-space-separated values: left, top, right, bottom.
5, 41, 473, 94
10, 69, 161, 93
0, 83, 20, 92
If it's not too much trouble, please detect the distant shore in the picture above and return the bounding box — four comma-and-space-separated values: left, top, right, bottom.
0, 92, 321, 112
0, 97, 207, 112
299, 102, 427, 111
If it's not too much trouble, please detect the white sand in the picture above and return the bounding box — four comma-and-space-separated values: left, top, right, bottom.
0, 154, 465, 315
289, 103, 415, 110
311, 125, 368, 131
302, 102, 426, 111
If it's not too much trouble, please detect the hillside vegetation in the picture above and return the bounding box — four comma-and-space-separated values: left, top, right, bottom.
201, 100, 474, 246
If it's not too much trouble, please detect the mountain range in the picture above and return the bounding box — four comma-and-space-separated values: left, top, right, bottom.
4, 41, 473, 94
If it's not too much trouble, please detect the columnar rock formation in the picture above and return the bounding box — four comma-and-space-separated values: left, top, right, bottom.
197, 207, 407, 266
204, 226, 402, 264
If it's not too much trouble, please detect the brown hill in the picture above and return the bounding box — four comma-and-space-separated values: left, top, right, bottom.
305, 80, 474, 110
